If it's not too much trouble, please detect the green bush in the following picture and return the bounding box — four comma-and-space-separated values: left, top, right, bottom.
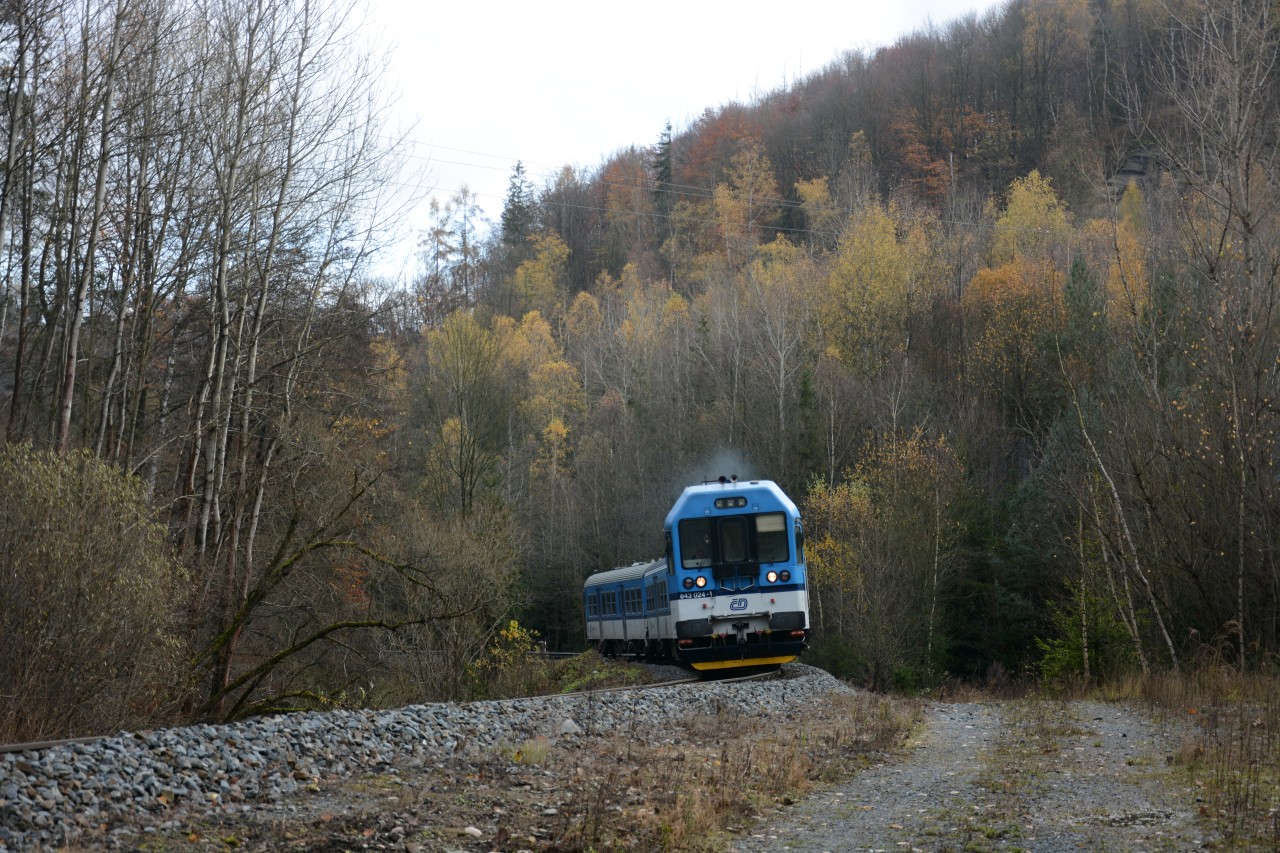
0, 444, 188, 740
549, 649, 652, 693
1035, 583, 1139, 684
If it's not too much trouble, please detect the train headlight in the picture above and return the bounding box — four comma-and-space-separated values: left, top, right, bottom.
780, 570, 791, 582
766, 570, 779, 583
682, 577, 694, 589
695, 575, 707, 588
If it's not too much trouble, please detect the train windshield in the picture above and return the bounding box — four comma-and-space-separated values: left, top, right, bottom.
679, 512, 790, 568
679, 518, 712, 567
720, 517, 749, 562
757, 513, 788, 562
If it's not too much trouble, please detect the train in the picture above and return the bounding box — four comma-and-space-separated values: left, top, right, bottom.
583, 477, 810, 671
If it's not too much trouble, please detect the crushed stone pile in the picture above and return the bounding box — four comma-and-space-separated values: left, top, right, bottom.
0, 664, 852, 850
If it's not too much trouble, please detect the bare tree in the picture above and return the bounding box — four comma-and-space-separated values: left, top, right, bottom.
1122, 0, 1280, 665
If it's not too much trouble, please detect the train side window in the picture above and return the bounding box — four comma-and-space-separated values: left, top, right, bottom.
649, 577, 666, 612
719, 516, 749, 563
626, 587, 642, 615
587, 593, 599, 618
755, 512, 789, 563
795, 521, 806, 564
603, 591, 618, 616
678, 518, 712, 568
665, 532, 675, 574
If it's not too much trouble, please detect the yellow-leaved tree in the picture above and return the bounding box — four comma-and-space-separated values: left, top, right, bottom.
803, 477, 872, 651
422, 312, 517, 517
712, 144, 779, 268
498, 310, 586, 480
804, 428, 962, 689
966, 171, 1071, 422
739, 238, 818, 480
821, 201, 930, 377
511, 231, 571, 320
1077, 179, 1148, 326
991, 170, 1071, 265
794, 176, 842, 255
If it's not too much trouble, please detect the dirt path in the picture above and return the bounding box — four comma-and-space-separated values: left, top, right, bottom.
730, 699, 1204, 852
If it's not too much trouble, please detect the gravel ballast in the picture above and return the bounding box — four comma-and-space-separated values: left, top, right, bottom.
0, 664, 852, 851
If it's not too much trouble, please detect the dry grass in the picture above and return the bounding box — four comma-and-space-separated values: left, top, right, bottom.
1104, 665, 1280, 848
552, 690, 921, 851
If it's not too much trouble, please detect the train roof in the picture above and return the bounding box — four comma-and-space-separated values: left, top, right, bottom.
583, 558, 665, 590
663, 479, 798, 528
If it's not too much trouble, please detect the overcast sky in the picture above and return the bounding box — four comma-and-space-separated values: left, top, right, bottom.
368, 0, 1008, 279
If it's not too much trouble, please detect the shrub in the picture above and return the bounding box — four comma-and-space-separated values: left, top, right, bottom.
0, 444, 188, 740
465, 619, 550, 699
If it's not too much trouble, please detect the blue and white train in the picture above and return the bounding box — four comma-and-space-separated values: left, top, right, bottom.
583, 478, 810, 671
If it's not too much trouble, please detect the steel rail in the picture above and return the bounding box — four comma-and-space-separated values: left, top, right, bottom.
0, 734, 116, 755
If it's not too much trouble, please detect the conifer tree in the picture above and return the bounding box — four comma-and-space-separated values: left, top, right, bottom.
651, 121, 674, 217
500, 160, 535, 249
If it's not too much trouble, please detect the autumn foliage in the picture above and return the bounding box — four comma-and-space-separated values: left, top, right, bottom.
2, 0, 1279, 733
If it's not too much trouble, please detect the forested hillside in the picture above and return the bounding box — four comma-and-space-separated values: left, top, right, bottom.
2, 0, 1277, 738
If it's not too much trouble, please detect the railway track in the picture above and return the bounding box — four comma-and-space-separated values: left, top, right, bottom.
0, 663, 779, 755
0, 733, 115, 756
556, 664, 779, 699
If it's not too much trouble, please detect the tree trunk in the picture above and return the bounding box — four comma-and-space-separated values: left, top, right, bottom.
57, 3, 126, 455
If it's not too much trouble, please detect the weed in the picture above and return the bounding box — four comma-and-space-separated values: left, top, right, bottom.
498, 736, 551, 766
555, 651, 655, 694
1134, 666, 1280, 847
551, 690, 916, 851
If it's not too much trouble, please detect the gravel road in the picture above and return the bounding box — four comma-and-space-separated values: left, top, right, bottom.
730, 699, 1204, 852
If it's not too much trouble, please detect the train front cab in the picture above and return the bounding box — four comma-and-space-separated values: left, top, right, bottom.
665, 480, 810, 671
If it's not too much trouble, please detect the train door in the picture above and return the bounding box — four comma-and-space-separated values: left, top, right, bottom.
617, 584, 627, 644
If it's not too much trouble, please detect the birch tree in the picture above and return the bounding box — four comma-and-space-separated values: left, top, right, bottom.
1117, 0, 1280, 665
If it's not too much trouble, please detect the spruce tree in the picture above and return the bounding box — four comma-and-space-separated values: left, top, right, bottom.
500, 161, 535, 249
